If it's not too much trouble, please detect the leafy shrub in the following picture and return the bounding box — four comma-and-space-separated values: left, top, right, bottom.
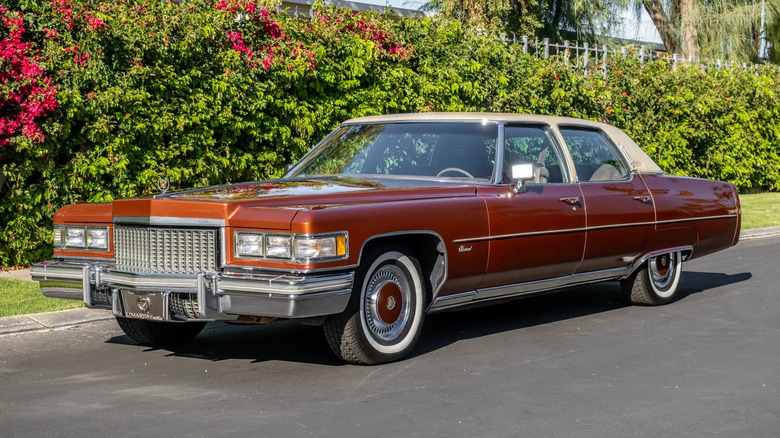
0, 0, 778, 267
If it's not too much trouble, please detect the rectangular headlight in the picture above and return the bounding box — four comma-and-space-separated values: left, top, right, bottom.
55, 226, 109, 251
87, 228, 108, 249
236, 233, 264, 257
265, 235, 291, 258
294, 234, 347, 260
65, 228, 86, 248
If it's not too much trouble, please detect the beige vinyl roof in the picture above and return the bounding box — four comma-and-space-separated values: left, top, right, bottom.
344, 112, 663, 174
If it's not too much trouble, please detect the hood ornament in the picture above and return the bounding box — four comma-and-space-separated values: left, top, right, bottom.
157, 178, 170, 195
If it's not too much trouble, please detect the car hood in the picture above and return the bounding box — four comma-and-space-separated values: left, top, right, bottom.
162, 177, 480, 207
103, 177, 481, 230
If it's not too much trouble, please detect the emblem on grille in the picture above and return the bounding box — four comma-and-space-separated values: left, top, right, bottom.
157, 178, 170, 194
137, 296, 153, 313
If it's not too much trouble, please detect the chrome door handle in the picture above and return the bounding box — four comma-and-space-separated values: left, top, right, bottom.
633, 196, 652, 204
559, 197, 581, 205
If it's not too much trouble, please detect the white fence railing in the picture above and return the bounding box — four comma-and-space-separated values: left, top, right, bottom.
500, 35, 775, 79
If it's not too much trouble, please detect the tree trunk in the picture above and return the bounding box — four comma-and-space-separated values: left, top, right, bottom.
679, 0, 699, 58
642, 0, 680, 54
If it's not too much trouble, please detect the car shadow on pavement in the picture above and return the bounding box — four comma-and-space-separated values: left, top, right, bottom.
107, 320, 346, 366
106, 270, 751, 365
410, 270, 752, 359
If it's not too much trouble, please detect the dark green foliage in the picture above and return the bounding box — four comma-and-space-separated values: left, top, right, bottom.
1, 0, 778, 267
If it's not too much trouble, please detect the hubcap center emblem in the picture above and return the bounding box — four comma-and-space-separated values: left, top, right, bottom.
386, 296, 396, 311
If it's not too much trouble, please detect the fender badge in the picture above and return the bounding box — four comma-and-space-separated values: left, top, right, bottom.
458, 245, 472, 253
157, 178, 170, 194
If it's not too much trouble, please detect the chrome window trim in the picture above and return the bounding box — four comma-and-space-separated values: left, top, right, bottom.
341, 119, 501, 126
492, 121, 505, 184
574, 169, 639, 185
497, 122, 574, 185
556, 124, 633, 183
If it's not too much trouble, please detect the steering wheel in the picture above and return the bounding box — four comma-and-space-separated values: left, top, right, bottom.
436, 167, 474, 178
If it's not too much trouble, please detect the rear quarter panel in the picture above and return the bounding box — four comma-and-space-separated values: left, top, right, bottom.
640, 174, 740, 259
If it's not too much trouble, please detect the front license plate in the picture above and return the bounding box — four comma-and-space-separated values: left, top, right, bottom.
122, 291, 165, 321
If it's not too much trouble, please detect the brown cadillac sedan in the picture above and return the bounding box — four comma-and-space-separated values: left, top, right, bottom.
32, 113, 741, 364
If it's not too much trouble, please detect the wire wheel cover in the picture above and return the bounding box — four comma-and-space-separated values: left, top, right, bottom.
363, 264, 412, 342
649, 252, 676, 292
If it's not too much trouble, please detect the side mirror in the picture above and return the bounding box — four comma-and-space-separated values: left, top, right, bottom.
511, 163, 535, 194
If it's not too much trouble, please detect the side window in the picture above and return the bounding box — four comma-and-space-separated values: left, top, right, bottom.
559, 128, 629, 182
503, 126, 565, 183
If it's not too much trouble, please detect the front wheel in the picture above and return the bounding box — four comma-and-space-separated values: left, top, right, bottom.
622, 251, 683, 306
323, 249, 426, 365
116, 317, 206, 347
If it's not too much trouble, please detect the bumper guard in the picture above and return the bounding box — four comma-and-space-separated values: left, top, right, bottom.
31, 261, 354, 321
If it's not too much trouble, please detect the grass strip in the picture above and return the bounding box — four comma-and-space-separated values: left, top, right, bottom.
0, 278, 82, 318
739, 192, 780, 230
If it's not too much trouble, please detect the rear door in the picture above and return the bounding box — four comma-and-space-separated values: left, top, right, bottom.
557, 126, 656, 274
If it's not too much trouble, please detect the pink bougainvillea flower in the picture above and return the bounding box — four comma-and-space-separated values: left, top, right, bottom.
0, 7, 58, 146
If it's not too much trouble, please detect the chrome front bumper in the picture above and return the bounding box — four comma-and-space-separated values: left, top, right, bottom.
31, 261, 354, 322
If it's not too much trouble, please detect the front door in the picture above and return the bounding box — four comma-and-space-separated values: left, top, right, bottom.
476, 125, 586, 288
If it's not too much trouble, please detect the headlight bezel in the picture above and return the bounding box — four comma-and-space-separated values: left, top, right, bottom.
53, 225, 111, 252
234, 230, 348, 263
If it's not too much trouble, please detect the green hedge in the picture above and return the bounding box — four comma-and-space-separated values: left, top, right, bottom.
1, 0, 779, 267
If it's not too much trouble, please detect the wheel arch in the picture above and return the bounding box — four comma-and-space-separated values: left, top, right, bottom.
358, 231, 447, 309
622, 245, 693, 280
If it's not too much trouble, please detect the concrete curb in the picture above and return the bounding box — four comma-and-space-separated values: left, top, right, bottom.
738, 226, 780, 240
0, 308, 114, 336
1, 225, 779, 336
0, 269, 32, 281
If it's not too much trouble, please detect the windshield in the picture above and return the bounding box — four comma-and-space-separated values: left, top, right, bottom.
289, 122, 498, 181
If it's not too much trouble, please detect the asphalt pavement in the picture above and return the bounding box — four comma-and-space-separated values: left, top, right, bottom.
0, 230, 778, 437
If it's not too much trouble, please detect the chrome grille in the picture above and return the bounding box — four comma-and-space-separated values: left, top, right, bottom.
114, 225, 218, 274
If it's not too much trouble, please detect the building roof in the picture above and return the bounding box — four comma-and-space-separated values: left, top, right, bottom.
280, 0, 433, 18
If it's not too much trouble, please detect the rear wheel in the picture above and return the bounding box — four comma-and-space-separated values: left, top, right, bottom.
116, 317, 206, 347
622, 251, 683, 305
323, 249, 426, 365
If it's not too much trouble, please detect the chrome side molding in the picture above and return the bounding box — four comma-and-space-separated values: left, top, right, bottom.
430, 246, 693, 313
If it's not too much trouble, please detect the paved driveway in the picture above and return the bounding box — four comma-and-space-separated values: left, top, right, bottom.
1, 236, 778, 437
